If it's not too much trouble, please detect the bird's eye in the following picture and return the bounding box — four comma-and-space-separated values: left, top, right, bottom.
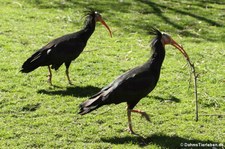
95, 11, 98, 15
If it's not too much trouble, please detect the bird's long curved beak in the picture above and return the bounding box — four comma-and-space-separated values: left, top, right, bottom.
171, 39, 189, 61
98, 18, 112, 37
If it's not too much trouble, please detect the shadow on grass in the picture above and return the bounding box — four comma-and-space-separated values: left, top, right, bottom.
135, 0, 223, 42
151, 95, 181, 103
21, 103, 41, 112
25, 0, 223, 41
25, 0, 132, 13
138, 0, 222, 27
101, 134, 222, 148
37, 85, 101, 97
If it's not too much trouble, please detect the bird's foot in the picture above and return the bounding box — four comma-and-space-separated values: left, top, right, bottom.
125, 127, 136, 134
47, 78, 53, 86
141, 112, 151, 122
126, 128, 142, 137
48, 81, 53, 86
68, 80, 73, 85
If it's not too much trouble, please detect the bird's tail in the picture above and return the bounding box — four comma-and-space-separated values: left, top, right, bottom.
21, 50, 47, 73
79, 92, 106, 115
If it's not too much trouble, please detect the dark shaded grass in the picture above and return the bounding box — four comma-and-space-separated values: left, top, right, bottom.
37, 85, 101, 97
24, 0, 224, 42
101, 134, 222, 148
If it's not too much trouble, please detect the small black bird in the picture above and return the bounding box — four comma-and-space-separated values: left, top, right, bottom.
21, 11, 112, 85
79, 28, 189, 134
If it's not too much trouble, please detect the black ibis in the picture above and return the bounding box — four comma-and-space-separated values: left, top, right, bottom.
79, 28, 189, 134
21, 11, 112, 85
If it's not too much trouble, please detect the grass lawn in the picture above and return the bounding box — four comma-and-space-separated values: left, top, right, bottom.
0, 0, 224, 148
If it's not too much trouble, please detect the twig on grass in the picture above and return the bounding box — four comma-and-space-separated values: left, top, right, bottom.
200, 114, 225, 117
184, 55, 198, 122
180, 45, 198, 122
189, 62, 198, 122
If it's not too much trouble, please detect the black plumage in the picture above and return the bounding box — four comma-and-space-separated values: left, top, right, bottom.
21, 11, 112, 85
79, 28, 188, 134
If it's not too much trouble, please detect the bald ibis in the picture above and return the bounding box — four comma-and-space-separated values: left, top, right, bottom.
21, 11, 112, 85
79, 28, 189, 134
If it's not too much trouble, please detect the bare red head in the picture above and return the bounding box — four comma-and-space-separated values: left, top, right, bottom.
161, 32, 189, 61
94, 11, 112, 37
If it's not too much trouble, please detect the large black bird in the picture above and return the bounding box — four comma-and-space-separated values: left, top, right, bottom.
79, 28, 189, 134
21, 11, 112, 85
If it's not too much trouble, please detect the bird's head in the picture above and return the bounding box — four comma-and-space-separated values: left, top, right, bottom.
85, 10, 112, 37
161, 32, 189, 60
150, 27, 189, 60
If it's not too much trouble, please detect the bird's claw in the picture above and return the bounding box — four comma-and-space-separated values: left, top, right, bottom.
48, 78, 53, 86
68, 81, 73, 85
125, 127, 136, 134
141, 112, 151, 122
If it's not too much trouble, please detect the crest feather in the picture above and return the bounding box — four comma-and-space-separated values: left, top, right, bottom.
149, 27, 162, 38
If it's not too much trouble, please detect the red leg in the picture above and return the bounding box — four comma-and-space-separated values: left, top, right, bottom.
131, 109, 150, 122
65, 62, 73, 85
126, 103, 151, 134
127, 108, 135, 134
66, 68, 73, 85
48, 66, 52, 85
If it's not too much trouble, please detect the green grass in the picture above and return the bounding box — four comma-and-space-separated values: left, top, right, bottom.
0, 0, 225, 148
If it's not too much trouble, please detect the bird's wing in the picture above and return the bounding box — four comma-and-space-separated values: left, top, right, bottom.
41, 32, 85, 51
37, 32, 86, 63
22, 32, 86, 71
91, 65, 155, 104
79, 65, 156, 115
111, 67, 154, 93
